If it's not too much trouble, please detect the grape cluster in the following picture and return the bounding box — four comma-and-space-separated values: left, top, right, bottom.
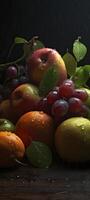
0, 65, 29, 100
36, 79, 90, 126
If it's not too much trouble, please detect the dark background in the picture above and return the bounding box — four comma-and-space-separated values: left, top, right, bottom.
0, 0, 90, 63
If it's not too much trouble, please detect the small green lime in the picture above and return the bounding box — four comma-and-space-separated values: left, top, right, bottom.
26, 141, 52, 168
0, 119, 15, 132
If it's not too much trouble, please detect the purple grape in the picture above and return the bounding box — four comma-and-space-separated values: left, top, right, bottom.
5, 66, 17, 79
52, 99, 69, 117
68, 97, 83, 115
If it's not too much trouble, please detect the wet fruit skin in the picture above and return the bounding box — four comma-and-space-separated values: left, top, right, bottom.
10, 83, 41, 123
15, 111, 55, 148
26, 48, 67, 86
0, 131, 25, 167
55, 117, 90, 163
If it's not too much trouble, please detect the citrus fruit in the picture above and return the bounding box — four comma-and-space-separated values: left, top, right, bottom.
15, 111, 55, 147
55, 117, 90, 163
26, 141, 52, 168
0, 118, 15, 132
0, 131, 25, 167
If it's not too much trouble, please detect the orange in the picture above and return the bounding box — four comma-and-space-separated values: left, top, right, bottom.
0, 131, 25, 167
15, 111, 55, 148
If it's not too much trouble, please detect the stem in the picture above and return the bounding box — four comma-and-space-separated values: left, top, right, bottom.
7, 42, 15, 59
0, 54, 25, 69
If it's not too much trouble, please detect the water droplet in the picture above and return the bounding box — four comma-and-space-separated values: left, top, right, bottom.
16, 175, 20, 178
81, 126, 85, 130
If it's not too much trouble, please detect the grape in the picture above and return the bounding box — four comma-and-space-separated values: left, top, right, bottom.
73, 89, 88, 102
5, 66, 17, 79
68, 97, 83, 114
36, 97, 51, 114
80, 104, 90, 118
58, 79, 75, 99
52, 99, 69, 117
19, 76, 29, 84
47, 90, 59, 105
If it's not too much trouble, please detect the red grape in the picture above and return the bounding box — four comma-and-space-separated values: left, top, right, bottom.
73, 89, 88, 102
68, 97, 83, 114
58, 79, 75, 99
36, 97, 51, 114
47, 90, 59, 105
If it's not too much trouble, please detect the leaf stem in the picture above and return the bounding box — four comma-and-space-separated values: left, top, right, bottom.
0, 54, 25, 69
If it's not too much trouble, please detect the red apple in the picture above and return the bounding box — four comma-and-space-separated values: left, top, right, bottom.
10, 83, 41, 122
26, 48, 67, 86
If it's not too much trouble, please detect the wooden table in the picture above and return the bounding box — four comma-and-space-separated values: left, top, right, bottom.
0, 162, 90, 200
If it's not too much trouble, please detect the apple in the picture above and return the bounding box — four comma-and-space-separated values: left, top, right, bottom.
26, 48, 67, 86
10, 83, 41, 122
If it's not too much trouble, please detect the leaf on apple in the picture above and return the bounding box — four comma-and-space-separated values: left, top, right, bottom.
39, 65, 59, 96
73, 38, 87, 62
63, 52, 77, 76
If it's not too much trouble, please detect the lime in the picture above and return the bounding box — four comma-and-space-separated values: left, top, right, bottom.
0, 119, 15, 132
26, 141, 52, 168
55, 117, 90, 163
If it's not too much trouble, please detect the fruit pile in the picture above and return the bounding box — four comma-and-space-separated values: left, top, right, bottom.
0, 36, 90, 168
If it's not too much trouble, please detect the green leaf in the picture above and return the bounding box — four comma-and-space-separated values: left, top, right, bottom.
83, 65, 90, 75
14, 37, 28, 44
63, 52, 77, 76
72, 66, 89, 87
32, 40, 45, 51
39, 65, 59, 96
26, 141, 52, 168
73, 38, 87, 62
23, 40, 45, 58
